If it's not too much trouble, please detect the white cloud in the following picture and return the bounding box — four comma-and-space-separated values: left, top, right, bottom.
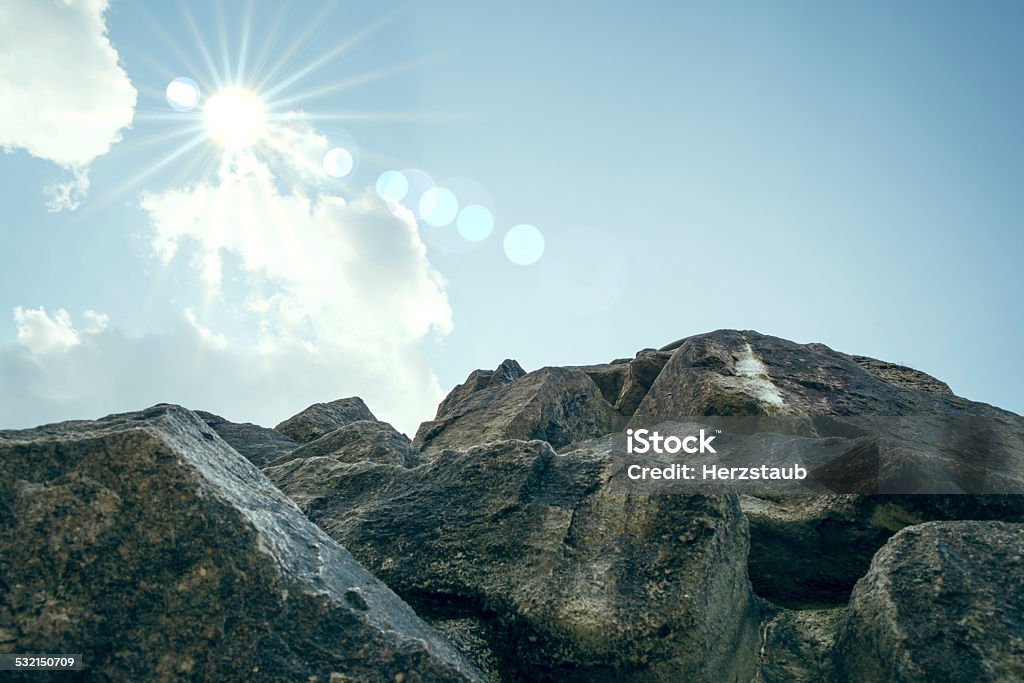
139, 145, 453, 354
44, 167, 91, 212
0, 0, 136, 206
0, 307, 445, 436
1, 94, 456, 434
14, 306, 83, 355
0, 118, 455, 434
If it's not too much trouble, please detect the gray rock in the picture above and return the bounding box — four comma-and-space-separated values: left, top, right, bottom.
571, 349, 673, 418
262, 420, 422, 512
194, 410, 298, 466
755, 607, 845, 683
275, 397, 376, 444
435, 359, 526, 420
805, 344, 953, 396
834, 521, 1024, 682
575, 361, 631, 406
0, 405, 483, 683
612, 348, 673, 415
267, 438, 760, 682
631, 330, 956, 424
267, 420, 419, 469
413, 367, 619, 452
743, 494, 1024, 608
624, 331, 1024, 612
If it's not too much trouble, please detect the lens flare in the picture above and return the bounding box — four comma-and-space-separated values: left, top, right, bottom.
419, 187, 458, 227
322, 147, 354, 177
166, 77, 201, 111
503, 224, 545, 265
376, 170, 409, 202
457, 205, 494, 241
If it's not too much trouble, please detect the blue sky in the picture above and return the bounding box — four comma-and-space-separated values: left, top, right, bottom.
1, 0, 1021, 432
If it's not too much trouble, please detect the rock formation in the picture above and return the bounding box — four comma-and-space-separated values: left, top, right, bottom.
834, 521, 1024, 682
267, 439, 759, 682
413, 366, 619, 452
3, 329, 1023, 682
195, 410, 298, 466
274, 396, 376, 444
0, 405, 482, 682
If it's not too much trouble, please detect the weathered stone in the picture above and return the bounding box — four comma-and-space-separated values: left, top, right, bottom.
435, 359, 526, 420
267, 438, 760, 682
262, 421, 422, 511
570, 349, 672, 419
743, 494, 1024, 608
632, 330, 956, 424
834, 521, 1024, 682
194, 410, 298, 466
613, 348, 673, 415
755, 606, 844, 682
275, 397, 376, 444
267, 420, 419, 469
0, 405, 483, 682
574, 361, 631, 407
805, 344, 953, 396
414, 367, 619, 452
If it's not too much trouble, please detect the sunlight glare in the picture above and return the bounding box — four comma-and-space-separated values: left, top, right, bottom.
204, 88, 266, 147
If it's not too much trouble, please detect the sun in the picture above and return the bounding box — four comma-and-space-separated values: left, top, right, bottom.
204, 88, 267, 148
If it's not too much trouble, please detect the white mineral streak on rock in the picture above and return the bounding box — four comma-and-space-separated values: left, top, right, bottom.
735, 343, 785, 408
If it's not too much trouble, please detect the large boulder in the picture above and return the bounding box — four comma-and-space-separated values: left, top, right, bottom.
275, 397, 376, 444
632, 330, 959, 424
267, 438, 760, 682
263, 420, 421, 512
413, 367, 620, 452
194, 410, 298, 466
630, 331, 1024, 610
834, 521, 1024, 682
743, 494, 1024, 607
0, 405, 483, 682
268, 420, 419, 469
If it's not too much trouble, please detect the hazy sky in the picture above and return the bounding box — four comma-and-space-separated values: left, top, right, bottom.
1, 1, 1022, 433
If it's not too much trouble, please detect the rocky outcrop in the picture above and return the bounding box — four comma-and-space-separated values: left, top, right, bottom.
743, 494, 1024, 607
274, 397, 376, 443
267, 439, 760, 682
268, 419, 419, 469
0, 405, 483, 682
631, 330, 971, 424
4, 328, 1023, 683
834, 521, 1024, 682
262, 420, 421, 512
195, 410, 298, 466
572, 349, 674, 417
805, 344, 954, 396
413, 367, 620, 452
434, 359, 526, 420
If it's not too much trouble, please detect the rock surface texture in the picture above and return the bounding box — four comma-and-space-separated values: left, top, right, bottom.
268, 439, 759, 682
274, 396, 376, 444
413, 366, 619, 452
834, 521, 1024, 682
4, 329, 1023, 682
195, 410, 299, 466
0, 405, 482, 682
